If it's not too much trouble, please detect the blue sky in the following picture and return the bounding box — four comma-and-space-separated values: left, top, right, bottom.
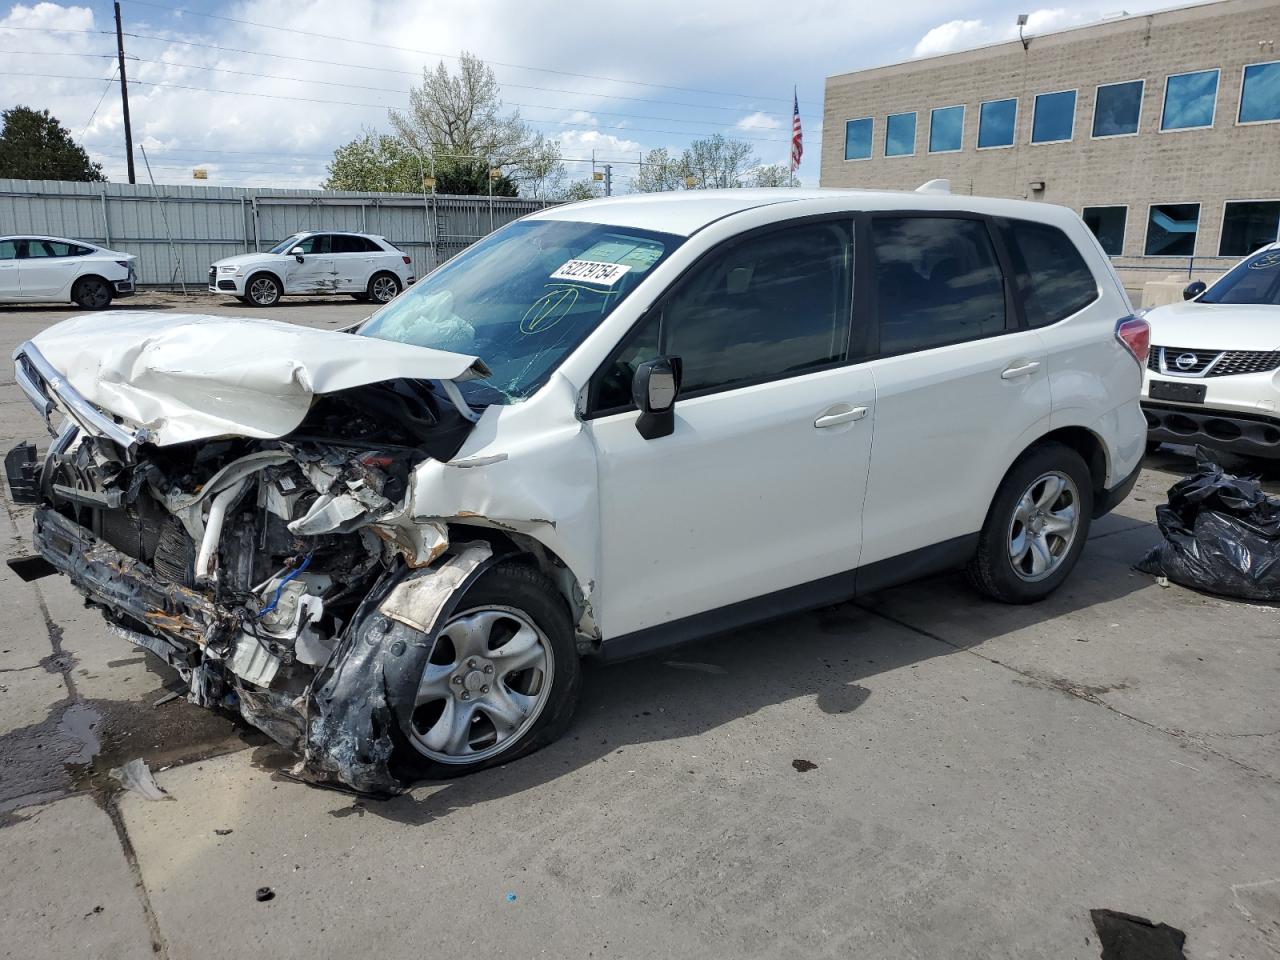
0, 0, 1176, 190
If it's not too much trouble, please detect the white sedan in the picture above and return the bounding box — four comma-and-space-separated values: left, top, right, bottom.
209, 231, 415, 307
1143, 242, 1280, 458
0, 235, 137, 309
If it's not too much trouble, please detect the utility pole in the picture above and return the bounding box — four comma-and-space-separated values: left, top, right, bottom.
603, 163, 613, 197
113, 1, 135, 184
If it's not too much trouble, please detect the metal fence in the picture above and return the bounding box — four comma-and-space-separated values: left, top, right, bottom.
0, 178, 556, 287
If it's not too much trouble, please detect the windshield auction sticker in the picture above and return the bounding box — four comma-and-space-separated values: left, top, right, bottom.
549, 259, 632, 286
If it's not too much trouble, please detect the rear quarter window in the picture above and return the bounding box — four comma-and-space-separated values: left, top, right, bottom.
1000, 219, 1099, 327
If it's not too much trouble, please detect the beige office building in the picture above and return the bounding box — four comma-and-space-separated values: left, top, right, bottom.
820, 0, 1280, 293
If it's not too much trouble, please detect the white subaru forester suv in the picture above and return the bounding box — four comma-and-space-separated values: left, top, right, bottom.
10, 188, 1147, 792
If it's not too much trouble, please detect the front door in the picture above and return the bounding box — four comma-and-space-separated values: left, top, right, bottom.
284, 234, 336, 293
586, 219, 875, 641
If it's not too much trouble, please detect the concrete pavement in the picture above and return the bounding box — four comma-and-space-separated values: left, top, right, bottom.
0, 293, 1277, 959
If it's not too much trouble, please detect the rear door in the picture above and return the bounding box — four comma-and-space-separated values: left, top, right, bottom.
284, 234, 336, 292
857, 212, 1052, 573
586, 219, 875, 640
330, 234, 376, 290
18, 239, 86, 297
0, 239, 19, 298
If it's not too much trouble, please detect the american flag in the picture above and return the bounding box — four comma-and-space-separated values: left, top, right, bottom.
790, 89, 803, 172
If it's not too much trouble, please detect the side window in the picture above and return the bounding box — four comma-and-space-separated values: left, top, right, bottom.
361, 237, 384, 252
0, 240, 17, 260
22, 240, 74, 258
871, 217, 1006, 355
593, 221, 853, 410
70, 244, 93, 256
295, 235, 332, 255
1000, 219, 1099, 327
332, 235, 372, 253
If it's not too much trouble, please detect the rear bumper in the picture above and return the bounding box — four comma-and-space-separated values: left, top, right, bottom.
1093, 458, 1141, 518
1142, 401, 1280, 459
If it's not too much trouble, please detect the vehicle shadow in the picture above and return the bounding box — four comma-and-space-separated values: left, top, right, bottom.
0, 303, 174, 313
348, 530, 1154, 826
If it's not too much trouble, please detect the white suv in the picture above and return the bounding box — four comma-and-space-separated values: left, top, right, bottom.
209, 230, 415, 307
1142, 243, 1280, 458
10, 188, 1147, 792
0, 235, 137, 309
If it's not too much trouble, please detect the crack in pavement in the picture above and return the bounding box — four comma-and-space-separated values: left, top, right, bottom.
857, 603, 1280, 787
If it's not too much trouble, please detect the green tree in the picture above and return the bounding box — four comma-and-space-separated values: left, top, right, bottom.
388, 51, 564, 197
561, 178, 603, 201
323, 130, 517, 196
0, 106, 104, 182
748, 163, 796, 187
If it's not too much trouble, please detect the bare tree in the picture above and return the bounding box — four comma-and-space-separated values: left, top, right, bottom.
389, 51, 565, 195
633, 136, 766, 192
747, 163, 796, 187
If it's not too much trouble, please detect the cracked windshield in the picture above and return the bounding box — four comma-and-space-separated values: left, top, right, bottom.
358, 220, 682, 404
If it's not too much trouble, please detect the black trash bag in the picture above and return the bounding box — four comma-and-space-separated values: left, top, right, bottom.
1137, 447, 1280, 600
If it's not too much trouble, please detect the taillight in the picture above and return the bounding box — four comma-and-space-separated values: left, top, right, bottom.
115, 260, 130, 269
402, 255, 412, 265
1115, 315, 1150, 366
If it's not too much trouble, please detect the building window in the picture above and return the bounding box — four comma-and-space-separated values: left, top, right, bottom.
1092, 80, 1144, 137
977, 98, 1017, 148
1239, 61, 1280, 124
1161, 69, 1219, 130
1145, 203, 1200, 256
1219, 200, 1280, 257
928, 105, 964, 152
885, 112, 916, 156
1031, 90, 1077, 143
844, 117, 873, 160
1082, 206, 1127, 256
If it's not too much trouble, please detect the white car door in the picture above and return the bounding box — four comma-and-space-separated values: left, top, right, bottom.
284, 234, 336, 293
330, 234, 373, 290
0, 239, 19, 298
857, 213, 1052, 573
585, 220, 875, 641
18, 239, 84, 297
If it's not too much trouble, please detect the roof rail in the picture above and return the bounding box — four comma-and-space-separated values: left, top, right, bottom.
915, 179, 951, 195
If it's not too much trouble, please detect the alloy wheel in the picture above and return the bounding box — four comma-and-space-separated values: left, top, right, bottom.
371, 275, 398, 303
409, 605, 554, 765
248, 277, 279, 305
1007, 470, 1080, 582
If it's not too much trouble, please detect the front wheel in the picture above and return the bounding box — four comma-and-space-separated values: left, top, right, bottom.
245, 274, 282, 307
71, 276, 112, 310
967, 442, 1093, 604
393, 562, 581, 780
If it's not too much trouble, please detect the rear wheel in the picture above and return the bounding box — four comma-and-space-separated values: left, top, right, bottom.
394, 562, 580, 779
368, 272, 400, 304
246, 274, 281, 307
71, 276, 112, 310
967, 442, 1093, 603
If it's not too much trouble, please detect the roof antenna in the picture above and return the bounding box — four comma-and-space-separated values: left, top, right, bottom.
1017, 13, 1031, 50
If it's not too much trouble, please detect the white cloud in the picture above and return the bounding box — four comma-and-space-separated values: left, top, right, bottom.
736, 111, 780, 131
912, 8, 1085, 58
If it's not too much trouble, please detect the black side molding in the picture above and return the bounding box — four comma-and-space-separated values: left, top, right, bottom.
1093, 460, 1141, 519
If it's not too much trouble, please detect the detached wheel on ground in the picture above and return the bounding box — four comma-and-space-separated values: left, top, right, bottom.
71, 276, 112, 310
368, 272, 400, 305
245, 274, 282, 307
967, 441, 1094, 604
394, 561, 581, 780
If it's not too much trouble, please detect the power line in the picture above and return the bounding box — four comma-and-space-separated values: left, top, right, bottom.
0, 70, 791, 143
117, 54, 781, 132
119, 0, 819, 107
119, 30, 789, 118
79, 64, 119, 139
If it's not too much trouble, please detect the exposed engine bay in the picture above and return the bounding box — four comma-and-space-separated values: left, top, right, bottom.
19, 376, 505, 794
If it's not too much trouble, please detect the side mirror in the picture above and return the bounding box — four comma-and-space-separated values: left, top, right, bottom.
1183, 280, 1206, 301
290, 246, 305, 262
632, 356, 681, 440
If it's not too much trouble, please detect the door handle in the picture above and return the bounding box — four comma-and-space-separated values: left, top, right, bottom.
814, 406, 868, 429
1001, 360, 1041, 379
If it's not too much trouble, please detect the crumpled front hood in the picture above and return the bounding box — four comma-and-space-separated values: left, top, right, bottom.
1146, 300, 1280, 352
26, 312, 488, 446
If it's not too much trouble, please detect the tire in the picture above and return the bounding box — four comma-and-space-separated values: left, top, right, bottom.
245, 273, 282, 307
1145, 439, 1162, 456
71, 276, 112, 310
393, 561, 581, 780
367, 272, 400, 305
967, 441, 1094, 604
